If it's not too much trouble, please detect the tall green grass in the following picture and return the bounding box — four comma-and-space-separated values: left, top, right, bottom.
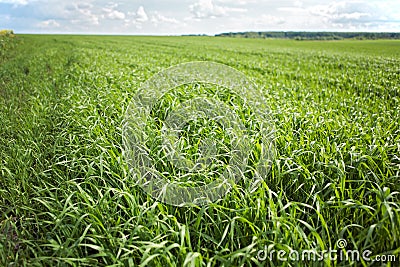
0, 35, 399, 266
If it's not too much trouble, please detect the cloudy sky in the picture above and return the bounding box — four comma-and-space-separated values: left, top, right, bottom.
0, 0, 399, 34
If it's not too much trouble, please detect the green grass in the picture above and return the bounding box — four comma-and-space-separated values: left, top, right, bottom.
0, 34, 399, 266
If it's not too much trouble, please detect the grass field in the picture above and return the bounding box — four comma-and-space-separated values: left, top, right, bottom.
1, 35, 399, 266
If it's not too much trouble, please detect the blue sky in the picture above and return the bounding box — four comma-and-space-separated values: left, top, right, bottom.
1, 0, 399, 34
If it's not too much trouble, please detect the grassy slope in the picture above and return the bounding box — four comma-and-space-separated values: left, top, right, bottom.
0, 35, 399, 266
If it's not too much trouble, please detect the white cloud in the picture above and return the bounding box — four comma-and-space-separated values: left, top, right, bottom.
151, 11, 179, 25
136, 6, 148, 22
105, 1, 118, 9
37, 19, 60, 28
0, 0, 28, 5
189, 0, 247, 19
293, 0, 303, 8
64, 3, 99, 25
254, 14, 285, 26
108, 10, 125, 20
103, 4, 126, 20
308, 1, 374, 26
123, 5, 152, 28
215, 0, 257, 5
76, 2, 93, 10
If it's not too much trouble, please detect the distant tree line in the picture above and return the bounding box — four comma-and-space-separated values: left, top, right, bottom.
215, 31, 400, 40
182, 34, 209, 36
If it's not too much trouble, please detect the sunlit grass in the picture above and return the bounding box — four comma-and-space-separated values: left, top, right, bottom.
0, 35, 399, 266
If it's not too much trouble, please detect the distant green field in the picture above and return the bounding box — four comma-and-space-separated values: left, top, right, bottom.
1, 35, 399, 266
